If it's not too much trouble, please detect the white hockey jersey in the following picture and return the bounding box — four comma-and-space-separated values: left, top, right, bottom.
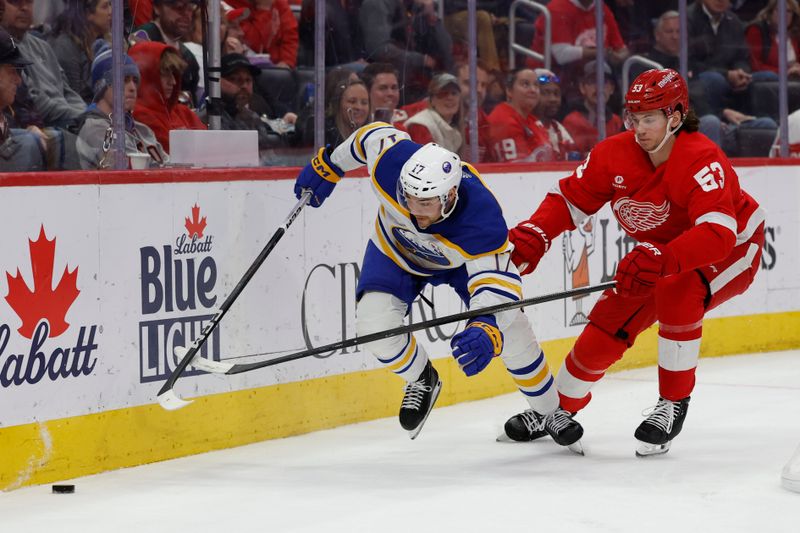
330, 122, 524, 320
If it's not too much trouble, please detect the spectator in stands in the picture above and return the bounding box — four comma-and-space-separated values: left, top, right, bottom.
606, 0, 677, 54
746, 0, 800, 77
48, 0, 112, 104
360, 62, 406, 124
295, 67, 358, 146
211, 53, 297, 153
130, 0, 154, 28
3, 0, 86, 128
221, 7, 253, 57
638, 10, 773, 154
456, 61, 493, 162
324, 74, 369, 146
405, 72, 464, 154
76, 42, 167, 169
487, 67, 553, 162
299, 0, 365, 68
129, 41, 206, 152
443, 1, 502, 72
0, 27, 45, 171
359, 0, 453, 103
687, 0, 760, 116
225, 0, 299, 69
133, 0, 200, 105
563, 60, 623, 156
533, 68, 579, 161
530, 0, 629, 99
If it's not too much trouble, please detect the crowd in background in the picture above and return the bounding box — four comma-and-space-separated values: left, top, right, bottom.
0, 0, 798, 172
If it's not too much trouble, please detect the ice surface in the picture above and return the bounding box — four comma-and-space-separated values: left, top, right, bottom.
2, 350, 798, 532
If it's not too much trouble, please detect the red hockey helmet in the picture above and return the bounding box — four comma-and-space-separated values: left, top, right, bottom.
625, 68, 689, 119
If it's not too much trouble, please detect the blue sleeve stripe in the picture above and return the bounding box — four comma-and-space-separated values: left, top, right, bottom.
350, 142, 366, 164
519, 375, 554, 396
467, 269, 521, 283
471, 286, 521, 303
508, 351, 545, 376
359, 126, 393, 157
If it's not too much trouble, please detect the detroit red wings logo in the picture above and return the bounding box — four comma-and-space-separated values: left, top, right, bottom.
613, 197, 671, 233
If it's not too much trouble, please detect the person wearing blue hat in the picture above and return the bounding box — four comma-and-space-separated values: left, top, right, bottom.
76, 40, 167, 169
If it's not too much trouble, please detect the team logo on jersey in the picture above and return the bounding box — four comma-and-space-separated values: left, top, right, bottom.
391, 227, 451, 266
613, 197, 671, 233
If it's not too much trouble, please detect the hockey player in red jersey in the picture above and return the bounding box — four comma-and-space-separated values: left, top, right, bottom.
503, 69, 765, 456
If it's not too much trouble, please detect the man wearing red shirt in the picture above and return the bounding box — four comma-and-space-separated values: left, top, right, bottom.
503, 69, 765, 456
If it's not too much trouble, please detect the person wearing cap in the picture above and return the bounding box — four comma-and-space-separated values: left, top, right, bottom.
404, 72, 464, 154
209, 52, 298, 155
533, 68, 579, 161
76, 40, 167, 170
562, 60, 623, 157
0, 27, 46, 171
132, 0, 201, 105
503, 68, 764, 457
487, 68, 553, 162
2, 0, 86, 128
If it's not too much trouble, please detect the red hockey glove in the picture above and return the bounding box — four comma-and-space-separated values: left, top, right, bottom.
614, 243, 679, 298
509, 222, 550, 275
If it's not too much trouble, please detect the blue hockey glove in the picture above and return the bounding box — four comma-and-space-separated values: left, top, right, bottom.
294, 145, 344, 207
451, 315, 504, 377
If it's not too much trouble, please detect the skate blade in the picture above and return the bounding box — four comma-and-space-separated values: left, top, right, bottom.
567, 440, 585, 456
781, 475, 800, 493
495, 431, 547, 443
407, 380, 443, 440
635, 440, 671, 457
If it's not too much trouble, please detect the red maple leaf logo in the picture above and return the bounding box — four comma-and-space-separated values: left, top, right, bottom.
185, 203, 207, 239
5, 226, 80, 339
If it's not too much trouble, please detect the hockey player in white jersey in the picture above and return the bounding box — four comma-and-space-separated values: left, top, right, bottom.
293, 122, 583, 445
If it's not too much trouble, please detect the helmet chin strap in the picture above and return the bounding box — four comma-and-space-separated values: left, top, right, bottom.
637, 117, 683, 154
438, 190, 459, 222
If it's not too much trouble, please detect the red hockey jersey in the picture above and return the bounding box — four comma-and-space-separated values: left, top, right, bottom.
554, 131, 764, 267
488, 102, 554, 162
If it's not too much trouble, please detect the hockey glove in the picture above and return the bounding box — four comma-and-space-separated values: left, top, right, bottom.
509, 222, 550, 275
294, 145, 344, 207
450, 315, 504, 377
614, 242, 679, 298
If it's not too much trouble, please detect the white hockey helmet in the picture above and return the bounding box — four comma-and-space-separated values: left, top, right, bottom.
398, 143, 462, 220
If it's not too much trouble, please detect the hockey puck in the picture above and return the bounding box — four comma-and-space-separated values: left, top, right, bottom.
52, 484, 75, 494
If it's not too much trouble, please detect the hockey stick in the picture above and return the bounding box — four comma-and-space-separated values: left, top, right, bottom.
190, 280, 616, 377
157, 190, 312, 410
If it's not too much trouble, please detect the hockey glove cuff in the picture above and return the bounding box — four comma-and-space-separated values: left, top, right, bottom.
294, 145, 344, 207
614, 242, 679, 298
450, 315, 504, 377
509, 222, 550, 275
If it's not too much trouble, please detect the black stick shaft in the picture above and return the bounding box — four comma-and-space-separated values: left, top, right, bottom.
157, 191, 312, 397
225, 281, 616, 375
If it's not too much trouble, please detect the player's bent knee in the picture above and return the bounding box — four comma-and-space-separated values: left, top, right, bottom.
356, 291, 409, 356
498, 311, 539, 365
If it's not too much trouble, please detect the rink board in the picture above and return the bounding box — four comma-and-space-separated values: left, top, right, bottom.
0, 160, 798, 490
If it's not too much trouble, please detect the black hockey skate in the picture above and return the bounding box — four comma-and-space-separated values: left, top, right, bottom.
500, 408, 584, 454
635, 396, 691, 457
398, 361, 442, 440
